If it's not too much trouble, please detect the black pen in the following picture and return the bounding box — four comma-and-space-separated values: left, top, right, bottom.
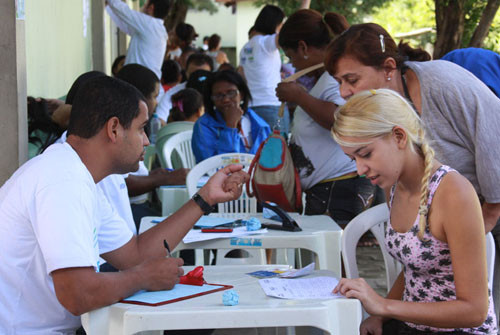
163, 239, 171, 258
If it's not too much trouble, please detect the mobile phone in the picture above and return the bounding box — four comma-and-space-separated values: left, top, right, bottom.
201, 228, 233, 233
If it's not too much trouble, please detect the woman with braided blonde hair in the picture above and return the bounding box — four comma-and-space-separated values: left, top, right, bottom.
332, 89, 497, 335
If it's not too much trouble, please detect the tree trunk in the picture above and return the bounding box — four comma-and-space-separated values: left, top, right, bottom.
469, 0, 500, 47
433, 0, 467, 59
164, 0, 188, 32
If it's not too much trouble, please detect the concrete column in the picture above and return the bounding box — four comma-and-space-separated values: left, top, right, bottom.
0, 1, 27, 186
91, 1, 106, 72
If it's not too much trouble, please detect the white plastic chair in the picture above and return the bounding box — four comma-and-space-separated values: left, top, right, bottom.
186, 153, 257, 213
342, 203, 496, 306
162, 130, 196, 169
342, 204, 401, 292
486, 232, 495, 293
186, 153, 265, 265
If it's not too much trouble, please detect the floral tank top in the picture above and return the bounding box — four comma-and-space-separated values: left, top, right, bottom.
385, 165, 497, 334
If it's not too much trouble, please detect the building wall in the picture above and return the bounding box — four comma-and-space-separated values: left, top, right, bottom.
235, 2, 262, 65
25, 0, 93, 99
186, 1, 262, 65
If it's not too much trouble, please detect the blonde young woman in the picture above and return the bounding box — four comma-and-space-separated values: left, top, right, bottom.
332, 89, 497, 335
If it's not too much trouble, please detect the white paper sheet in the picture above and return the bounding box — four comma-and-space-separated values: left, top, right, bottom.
279, 262, 315, 278
258, 276, 343, 300
183, 227, 267, 244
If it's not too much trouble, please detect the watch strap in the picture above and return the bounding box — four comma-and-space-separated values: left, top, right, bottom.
192, 193, 213, 215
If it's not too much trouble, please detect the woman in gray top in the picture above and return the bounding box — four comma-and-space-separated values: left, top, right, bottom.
326, 23, 500, 233
325, 22, 500, 331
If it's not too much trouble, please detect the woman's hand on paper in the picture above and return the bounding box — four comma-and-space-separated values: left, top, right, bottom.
333, 277, 386, 316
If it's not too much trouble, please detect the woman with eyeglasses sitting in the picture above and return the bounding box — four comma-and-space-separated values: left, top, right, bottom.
192, 70, 271, 163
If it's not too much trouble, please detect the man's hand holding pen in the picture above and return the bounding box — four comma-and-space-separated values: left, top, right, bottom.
134, 256, 184, 291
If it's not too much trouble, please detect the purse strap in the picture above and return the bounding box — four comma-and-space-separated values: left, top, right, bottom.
278, 63, 324, 117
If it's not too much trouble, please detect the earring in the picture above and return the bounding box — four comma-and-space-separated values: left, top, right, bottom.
304, 55, 308, 60
387, 77, 391, 81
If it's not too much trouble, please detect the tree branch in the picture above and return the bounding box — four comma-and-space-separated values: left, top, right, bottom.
469, 0, 500, 47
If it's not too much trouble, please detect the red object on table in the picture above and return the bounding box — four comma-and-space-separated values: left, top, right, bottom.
179, 266, 205, 286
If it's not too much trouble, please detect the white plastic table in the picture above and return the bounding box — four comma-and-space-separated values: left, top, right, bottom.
140, 213, 342, 275
81, 265, 362, 335
156, 185, 190, 216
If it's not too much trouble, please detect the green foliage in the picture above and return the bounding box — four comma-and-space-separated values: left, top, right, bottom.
254, 0, 387, 23
370, 0, 435, 50
183, 0, 218, 14
482, 13, 500, 51
254, 0, 500, 52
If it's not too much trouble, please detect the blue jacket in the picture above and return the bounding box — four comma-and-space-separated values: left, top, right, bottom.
442, 47, 500, 98
192, 107, 271, 163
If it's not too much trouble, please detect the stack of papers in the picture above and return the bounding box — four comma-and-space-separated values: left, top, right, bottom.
278, 263, 315, 278
183, 226, 267, 243
194, 217, 236, 228
247, 263, 315, 279
259, 276, 343, 300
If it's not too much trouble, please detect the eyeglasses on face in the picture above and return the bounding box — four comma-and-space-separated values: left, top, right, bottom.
211, 89, 239, 101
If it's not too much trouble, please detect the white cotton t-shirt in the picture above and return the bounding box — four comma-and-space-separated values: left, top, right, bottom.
106, 0, 167, 80
57, 132, 136, 235
239, 34, 281, 107
0, 142, 132, 334
98, 174, 136, 234
156, 82, 186, 122
129, 160, 150, 204
291, 72, 356, 190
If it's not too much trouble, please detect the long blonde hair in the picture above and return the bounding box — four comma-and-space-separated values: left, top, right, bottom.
332, 89, 434, 239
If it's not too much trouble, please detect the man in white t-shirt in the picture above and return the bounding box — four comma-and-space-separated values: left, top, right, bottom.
106, 0, 170, 80
0, 76, 247, 334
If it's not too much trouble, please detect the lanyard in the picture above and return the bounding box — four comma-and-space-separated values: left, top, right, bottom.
239, 126, 251, 151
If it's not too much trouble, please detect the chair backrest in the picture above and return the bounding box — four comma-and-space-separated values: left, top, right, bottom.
342, 203, 401, 292
162, 130, 196, 169
343, 204, 496, 296
186, 153, 256, 213
155, 122, 194, 168
143, 145, 157, 171
486, 232, 495, 292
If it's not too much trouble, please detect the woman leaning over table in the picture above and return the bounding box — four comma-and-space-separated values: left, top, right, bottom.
325, 23, 500, 322
325, 23, 500, 234
332, 89, 497, 335
275, 9, 375, 225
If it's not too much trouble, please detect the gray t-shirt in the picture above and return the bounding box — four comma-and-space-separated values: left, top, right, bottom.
407, 60, 500, 203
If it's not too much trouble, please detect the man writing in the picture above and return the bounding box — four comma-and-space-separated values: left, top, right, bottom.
0, 76, 247, 334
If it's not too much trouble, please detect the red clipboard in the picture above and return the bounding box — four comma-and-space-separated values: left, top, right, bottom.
120, 283, 233, 307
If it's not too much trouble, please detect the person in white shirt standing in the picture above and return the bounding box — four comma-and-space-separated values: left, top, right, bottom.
239, 5, 286, 132
106, 0, 170, 80
0, 76, 247, 334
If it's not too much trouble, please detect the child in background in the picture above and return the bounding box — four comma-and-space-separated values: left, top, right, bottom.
167, 88, 204, 123
161, 59, 182, 93
332, 89, 496, 334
